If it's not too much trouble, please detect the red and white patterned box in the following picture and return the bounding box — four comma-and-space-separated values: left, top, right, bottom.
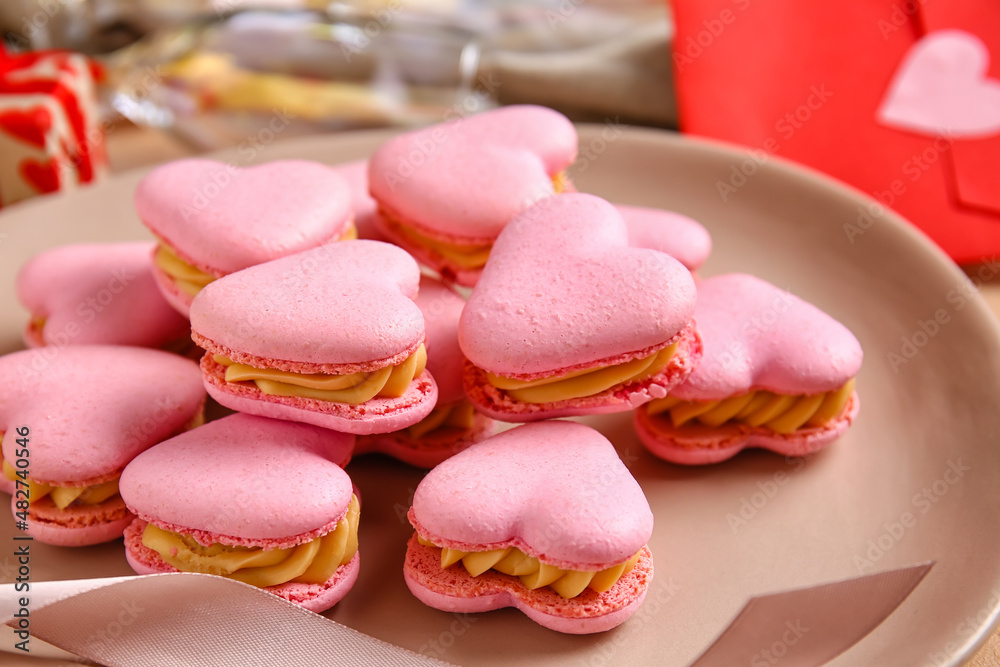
0, 49, 108, 208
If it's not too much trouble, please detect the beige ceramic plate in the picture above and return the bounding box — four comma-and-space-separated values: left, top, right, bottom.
1, 127, 999, 667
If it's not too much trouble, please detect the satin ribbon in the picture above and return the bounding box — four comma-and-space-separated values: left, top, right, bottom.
0, 572, 454, 666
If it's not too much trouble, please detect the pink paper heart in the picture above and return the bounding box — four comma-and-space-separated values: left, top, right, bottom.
878, 29, 1000, 138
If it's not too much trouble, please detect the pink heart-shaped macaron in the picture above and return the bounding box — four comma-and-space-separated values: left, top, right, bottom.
405, 421, 653, 633
460, 193, 699, 420
635, 273, 862, 464
190, 240, 438, 434
0, 346, 205, 545
136, 159, 353, 314
368, 105, 577, 286
17, 242, 190, 349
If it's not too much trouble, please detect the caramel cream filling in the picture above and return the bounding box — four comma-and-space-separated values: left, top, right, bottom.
407, 400, 476, 439
416, 534, 640, 599
2, 458, 120, 509
214, 345, 427, 405
383, 172, 567, 271
142, 494, 360, 588
154, 225, 358, 297
485, 342, 678, 404
645, 378, 856, 434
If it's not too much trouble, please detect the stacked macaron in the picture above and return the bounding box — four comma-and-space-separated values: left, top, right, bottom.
0, 103, 865, 636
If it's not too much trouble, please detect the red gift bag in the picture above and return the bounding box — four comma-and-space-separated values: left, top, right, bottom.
671, 0, 1000, 263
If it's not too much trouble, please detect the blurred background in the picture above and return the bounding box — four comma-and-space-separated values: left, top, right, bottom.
0, 0, 674, 164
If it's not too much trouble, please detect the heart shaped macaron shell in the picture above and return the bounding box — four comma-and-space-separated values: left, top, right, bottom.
404, 421, 654, 634
355, 277, 496, 468
0, 346, 205, 546
616, 204, 712, 272
459, 193, 701, 421
634, 274, 863, 465
190, 240, 438, 435
135, 158, 355, 315
120, 413, 359, 613
16, 242, 190, 349
369, 105, 577, 286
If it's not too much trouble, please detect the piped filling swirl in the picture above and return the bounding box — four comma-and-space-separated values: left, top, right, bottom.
141, 494, 360, 588
416, 534, 641, 599
3, 458, 119, 509
380, 172, 568, 271
213, 344, 427, 405
153, 225, 358, 297
484, 342, 678, 404
644, 378, 856, 434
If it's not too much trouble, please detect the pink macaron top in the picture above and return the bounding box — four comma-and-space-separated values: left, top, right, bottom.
135, 159, 353, 276
0, 346, 204, 485
410, 421, 653, 571
368, 105, 577, 241
16, 242, 190, 348
190, 240, 423, 365
416, 276, 466, 404
459, 193, 697, 377
616, 204, 712, 271
332, 159, 383, 241
120, 413, 354, 543
671, 273, 863, 401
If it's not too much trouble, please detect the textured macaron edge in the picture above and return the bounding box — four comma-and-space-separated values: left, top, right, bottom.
403, 535, 652, 634
352, 412, 498, 469
463, 324, 702, 421
123, 519, 360, 613
201, 357, 439, 436
634, 391, 860, 465
17, 495, 134, 547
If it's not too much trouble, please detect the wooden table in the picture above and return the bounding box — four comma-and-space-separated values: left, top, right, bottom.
89, 122, 1000, 667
